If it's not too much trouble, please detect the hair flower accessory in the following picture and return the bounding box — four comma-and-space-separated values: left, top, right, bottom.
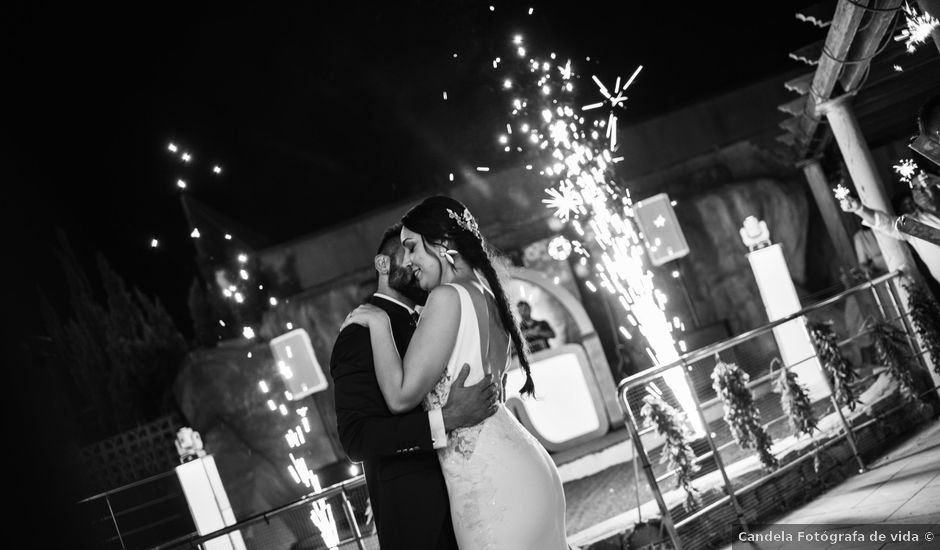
440, 248, 458, 266
447, 207, 481, 238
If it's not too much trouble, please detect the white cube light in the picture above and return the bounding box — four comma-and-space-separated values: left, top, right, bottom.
504, 344, 609, 451
269, 329, 329, 400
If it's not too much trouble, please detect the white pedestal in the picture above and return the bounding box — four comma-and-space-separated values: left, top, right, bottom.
747, 244, 829, 400
176, 455, 247, 550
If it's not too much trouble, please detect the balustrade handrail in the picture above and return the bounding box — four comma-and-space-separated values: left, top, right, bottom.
149, 474, 369, 550
617, 271, 902, 393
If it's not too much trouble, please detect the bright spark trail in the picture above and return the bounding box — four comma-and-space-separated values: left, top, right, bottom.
494, 36, 702, 434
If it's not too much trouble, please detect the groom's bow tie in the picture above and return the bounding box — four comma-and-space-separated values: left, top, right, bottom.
409, 311, 420, 328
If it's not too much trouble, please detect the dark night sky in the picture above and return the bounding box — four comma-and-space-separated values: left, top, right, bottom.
8, 2, 820, 340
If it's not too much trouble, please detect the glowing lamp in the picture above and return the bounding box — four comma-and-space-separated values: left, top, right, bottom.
634, 193, 690, 266
504, 344, 608, 451
269, 329, 328, 400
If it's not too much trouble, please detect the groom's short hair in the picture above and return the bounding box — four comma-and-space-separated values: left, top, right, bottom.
376, 222, 403, 257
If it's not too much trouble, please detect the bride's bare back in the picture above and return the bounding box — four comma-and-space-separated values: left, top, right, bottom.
422, 276, 567, 550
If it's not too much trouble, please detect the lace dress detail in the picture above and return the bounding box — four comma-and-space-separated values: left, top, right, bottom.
422, 282, 567, 550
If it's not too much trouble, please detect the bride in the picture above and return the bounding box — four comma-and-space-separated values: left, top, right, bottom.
342, 195, 568, 549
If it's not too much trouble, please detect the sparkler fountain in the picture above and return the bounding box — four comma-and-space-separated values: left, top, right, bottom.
167, 141, 340, 546
494, 38, 703, 434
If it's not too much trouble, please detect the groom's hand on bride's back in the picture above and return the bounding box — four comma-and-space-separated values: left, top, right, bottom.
441, 364, 499, 432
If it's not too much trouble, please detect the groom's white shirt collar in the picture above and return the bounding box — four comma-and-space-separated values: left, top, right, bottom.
372, 292, 419, 316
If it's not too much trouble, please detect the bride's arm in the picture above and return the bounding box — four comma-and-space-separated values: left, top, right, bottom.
355, 286, 461, 413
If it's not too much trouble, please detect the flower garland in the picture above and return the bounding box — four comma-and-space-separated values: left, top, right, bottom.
771, 357, 818, 438
640, 394, 701, 511
771, 357, 822, 471
903, 278, 940, 375
809, 321, 861, 411
711, 355, 778, 470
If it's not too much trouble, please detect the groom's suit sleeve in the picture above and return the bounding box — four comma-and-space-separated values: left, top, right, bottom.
331, 324, 443, 462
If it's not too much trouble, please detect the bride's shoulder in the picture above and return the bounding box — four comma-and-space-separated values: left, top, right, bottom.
426, 284, 461, 307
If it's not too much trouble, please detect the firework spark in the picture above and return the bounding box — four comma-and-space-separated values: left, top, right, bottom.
497, 43, 700, 433
581, 66, 643, 150
833, 184, 852, 201
895, 1, 939, 53
894, 158, 921, 187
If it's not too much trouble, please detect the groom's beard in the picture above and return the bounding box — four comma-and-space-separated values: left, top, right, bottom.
388, 262, 428, 306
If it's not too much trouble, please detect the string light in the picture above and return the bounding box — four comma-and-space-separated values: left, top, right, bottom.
150, 238, 159, 248
176, 179, 187, 189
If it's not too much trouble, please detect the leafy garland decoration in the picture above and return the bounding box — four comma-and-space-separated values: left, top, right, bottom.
640, 394, 701, 511
902, 278, 940, 375
771, 357, 818, 438
772, 357, 822, 472
808, 321, 861, 411
711, 355, 779, 470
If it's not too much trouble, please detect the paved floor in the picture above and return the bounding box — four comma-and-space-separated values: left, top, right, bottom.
716, 418, 940, 550
561, 390, 835, 538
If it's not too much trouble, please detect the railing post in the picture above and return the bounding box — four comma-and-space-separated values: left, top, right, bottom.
885, 277, 931, 375
618, 386, 684, 550
803, 318, 867, 473
339, 488, 367, 550
867, 274, 889, 319
105, 493, 127, 550
679, 362, 747, 530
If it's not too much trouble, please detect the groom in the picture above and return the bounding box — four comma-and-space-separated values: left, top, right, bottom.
330, 222, 498, 550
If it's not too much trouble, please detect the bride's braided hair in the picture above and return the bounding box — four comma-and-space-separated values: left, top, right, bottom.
402, 195, 535, 396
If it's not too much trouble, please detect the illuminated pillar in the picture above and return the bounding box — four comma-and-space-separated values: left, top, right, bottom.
176, 456, 247, 550
819, 94, 940, 392
747, 243, 829, 400
819, 95, 917, 274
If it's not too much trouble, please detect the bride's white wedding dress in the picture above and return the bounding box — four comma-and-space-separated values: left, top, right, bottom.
423, 279, 568, 550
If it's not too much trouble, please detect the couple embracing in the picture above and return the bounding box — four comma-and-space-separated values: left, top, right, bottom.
329, 196, 568, 549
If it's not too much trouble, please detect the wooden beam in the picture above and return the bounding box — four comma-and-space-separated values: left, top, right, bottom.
789, 39, 825, 65
784, 72, 816, 95
775, 133, 797, 146
779, 116, 803, 134
778, 95, 808, 116
795, 0, 871, 143
798, 158, 858, 272
839, 0, 904, 92
796, 1, 836, 28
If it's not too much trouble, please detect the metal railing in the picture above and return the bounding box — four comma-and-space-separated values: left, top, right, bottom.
152, 475, 373, 550
616, 271, 938, 550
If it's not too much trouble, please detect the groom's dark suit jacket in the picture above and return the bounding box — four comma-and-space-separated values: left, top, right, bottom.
330, 295, 457, 550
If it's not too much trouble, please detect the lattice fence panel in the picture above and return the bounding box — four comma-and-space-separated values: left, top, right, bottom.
81, 413, 182, 493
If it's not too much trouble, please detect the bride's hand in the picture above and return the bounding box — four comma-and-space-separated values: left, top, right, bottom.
341, 304, 387, 331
